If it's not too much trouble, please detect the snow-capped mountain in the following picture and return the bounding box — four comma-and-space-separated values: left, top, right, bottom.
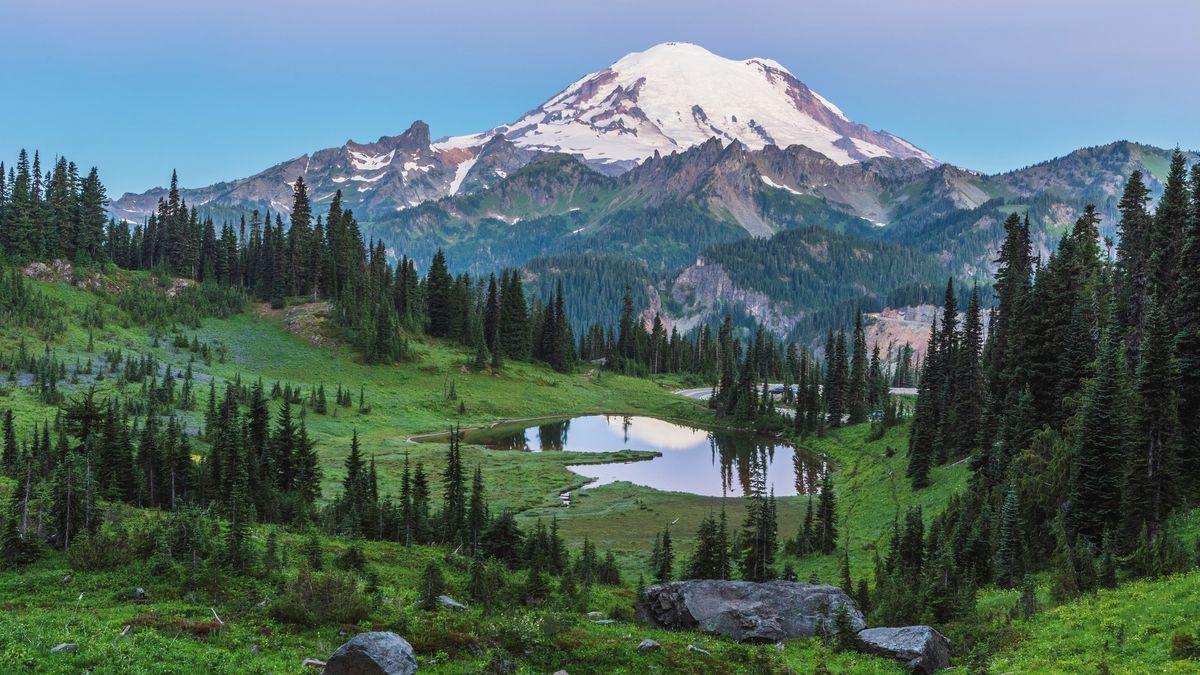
110, 42, 934, 224
441, 42, 936, 173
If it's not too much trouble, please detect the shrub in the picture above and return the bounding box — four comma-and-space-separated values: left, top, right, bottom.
1171, 630, 1200, 660
270, 567, 370, 627
68, 523, 146, 571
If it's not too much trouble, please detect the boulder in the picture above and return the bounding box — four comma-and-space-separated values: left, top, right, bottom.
50, 643, 77, 654
636, 638, 661, 653
324, 632, 418, 675
856, 626, 951, 674
437, 595, 467, 612
637, 580, 863, 643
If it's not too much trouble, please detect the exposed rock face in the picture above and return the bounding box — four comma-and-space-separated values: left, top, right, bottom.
324, 632, 418, 675
857, 626, 951, 674
670, 260, 793, 336
636, 580, 863, 643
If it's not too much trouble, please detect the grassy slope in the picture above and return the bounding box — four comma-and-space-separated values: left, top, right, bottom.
987, 572, 1200, 674
0, 275, 907, 673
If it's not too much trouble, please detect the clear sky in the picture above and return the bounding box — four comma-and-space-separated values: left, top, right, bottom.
2, 0, 1196, 196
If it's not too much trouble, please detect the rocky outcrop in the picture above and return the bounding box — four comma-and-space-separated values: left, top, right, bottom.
857, 626, 951, 674
324, 632, 418, 675
670, 260, 798, 336
636, 580, 863, 642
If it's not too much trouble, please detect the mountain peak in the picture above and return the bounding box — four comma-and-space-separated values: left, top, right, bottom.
442, 43, 935, 171
111, 43, 936, 224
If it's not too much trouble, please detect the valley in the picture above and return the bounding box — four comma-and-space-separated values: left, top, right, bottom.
1, 20, 1199, 674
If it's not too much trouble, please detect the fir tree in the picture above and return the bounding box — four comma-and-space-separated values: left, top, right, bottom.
1067, 325, 1130, 544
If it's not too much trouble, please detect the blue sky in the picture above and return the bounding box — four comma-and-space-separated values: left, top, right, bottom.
2, 0, 1197, 196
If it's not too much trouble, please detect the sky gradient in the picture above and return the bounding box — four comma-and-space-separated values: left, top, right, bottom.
2, 0, 1197, 196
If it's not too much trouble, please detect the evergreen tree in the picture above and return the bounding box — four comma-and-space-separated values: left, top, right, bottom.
1122, 301, 1180, 538
1067, 325, 1130, 544
425, 249, 454, 338
419, 559, 446, 610
993, 484, 1023, 588
847, 312, 869, 424
816, 472, 837, 555
654, 525, 673, 583
440, 427, 466, 544
467, 464, 487, 558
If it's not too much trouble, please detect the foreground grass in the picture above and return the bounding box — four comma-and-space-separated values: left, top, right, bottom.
0, 521, 904, 674
988, 571, 1200, 673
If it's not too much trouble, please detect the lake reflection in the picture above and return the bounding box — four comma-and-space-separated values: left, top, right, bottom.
466, 415, 825, 497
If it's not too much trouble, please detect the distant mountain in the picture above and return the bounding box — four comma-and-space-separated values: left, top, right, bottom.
109, 42, 933, 225
441, 42, 936, 173
104, 40, 1196, 344
108, 122, 539, 223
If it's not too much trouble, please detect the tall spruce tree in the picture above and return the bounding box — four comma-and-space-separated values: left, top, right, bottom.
1067, 324, 1131, 544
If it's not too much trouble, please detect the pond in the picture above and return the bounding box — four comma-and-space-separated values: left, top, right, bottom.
465, 415, 826, 497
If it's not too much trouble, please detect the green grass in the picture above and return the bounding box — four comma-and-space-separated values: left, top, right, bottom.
989, 571, 1200, 673
0, 517, 904, 674
784, 424, 970, 582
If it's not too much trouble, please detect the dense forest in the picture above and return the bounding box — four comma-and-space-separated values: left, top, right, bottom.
885, 153, 1200, 625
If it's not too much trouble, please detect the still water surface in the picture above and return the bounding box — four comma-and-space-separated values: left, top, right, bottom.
465, 415, 825, 497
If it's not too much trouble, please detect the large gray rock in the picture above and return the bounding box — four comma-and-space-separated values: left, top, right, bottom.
857, 626, 951, 674
324, 632, 418, 675
636, 580, 864, 642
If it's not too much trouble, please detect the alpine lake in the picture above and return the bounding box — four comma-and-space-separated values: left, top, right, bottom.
461, 414, 827, 498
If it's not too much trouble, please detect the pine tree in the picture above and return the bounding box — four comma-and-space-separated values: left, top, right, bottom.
993, 484, 1023, 588
907, 317, 939, 489
440, 427, 466, 544
424, 250, 454, 337
816, 472, 837, 554
1122, 301, 1180, 538
952, 284, 984, 455
1115, 171, 1154, 359
467, 464, 487, 558
419, 559, 446, 610
1067, 325, 1130, 544
1149, 151, 1189, 317
1176, 163, 1200, 490
338, 429, 368, 535
847, 312, 869, 424
1, 410, 15, 477
653, 526, 674, 583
